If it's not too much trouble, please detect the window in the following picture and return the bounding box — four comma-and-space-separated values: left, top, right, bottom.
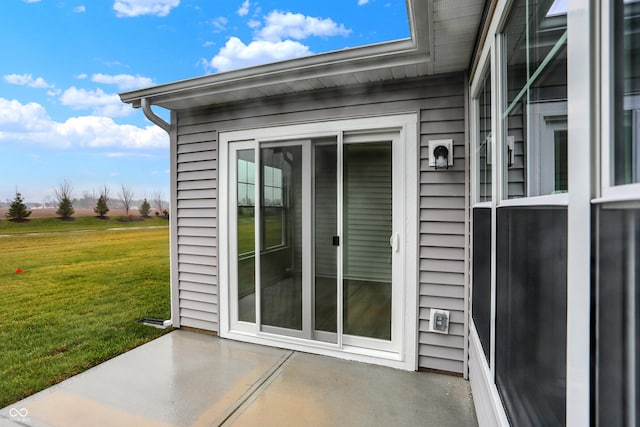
493, 1, 568, 425
594, 208, 640, 426
495, 206, 567, 426
477, 71, 493, 202
472, 208, 491, 360
613, 0, 640, 186
594, 2, 640, 425
502, 0, 568, 199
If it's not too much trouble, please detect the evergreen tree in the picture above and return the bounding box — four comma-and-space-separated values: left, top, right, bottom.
139, 198, 151, 217
55, 181, 75, 219
56, 195, 74, 219
7, 192, 31, 221
94, 195, 109, 218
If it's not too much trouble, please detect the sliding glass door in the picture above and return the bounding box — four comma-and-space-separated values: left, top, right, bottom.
229, 132, 400, 352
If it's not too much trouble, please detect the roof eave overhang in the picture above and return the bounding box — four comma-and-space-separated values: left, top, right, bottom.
119, 0, 430, 111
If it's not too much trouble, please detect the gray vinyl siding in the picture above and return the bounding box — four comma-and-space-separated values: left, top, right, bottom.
419, 89, 467, 373
175, 124, 219, 331
174, 73, 468, 374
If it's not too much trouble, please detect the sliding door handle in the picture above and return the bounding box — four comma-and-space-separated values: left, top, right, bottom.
389, 233, 399, 253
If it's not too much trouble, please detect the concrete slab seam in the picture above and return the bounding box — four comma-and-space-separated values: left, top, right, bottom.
213, 350, 295, 426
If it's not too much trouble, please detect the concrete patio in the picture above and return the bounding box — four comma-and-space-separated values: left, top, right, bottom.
0, 330, 477, 427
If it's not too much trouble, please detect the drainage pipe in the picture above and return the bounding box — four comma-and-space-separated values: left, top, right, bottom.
141, 97, 172, 329
141, 97, 170, 133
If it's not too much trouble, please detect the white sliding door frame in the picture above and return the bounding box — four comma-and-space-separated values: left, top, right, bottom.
218, 113, 418, 371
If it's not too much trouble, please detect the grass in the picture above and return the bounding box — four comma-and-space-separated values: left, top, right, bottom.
0, 215, 169, 235
0, 224, 170, 408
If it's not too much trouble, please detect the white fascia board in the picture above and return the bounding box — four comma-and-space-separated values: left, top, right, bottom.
119, 0, 429, 110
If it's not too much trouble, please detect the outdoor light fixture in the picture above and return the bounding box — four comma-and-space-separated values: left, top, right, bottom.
428, 139, 454, 170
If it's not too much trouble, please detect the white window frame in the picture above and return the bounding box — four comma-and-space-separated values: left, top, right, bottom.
599, 0, 640, 203
218, 113, 419, 371
471, 61, 494, 208
468, 0, 580, 426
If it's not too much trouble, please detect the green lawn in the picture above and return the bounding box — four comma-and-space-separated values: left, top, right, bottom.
0, 225, 170, 408
0, 215, 169, 235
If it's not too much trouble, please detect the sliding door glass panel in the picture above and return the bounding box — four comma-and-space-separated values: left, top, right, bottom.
260, 146, 303, 331
343, 142, 392, 341
314, 142, 338, 336
237, 149, 256, 323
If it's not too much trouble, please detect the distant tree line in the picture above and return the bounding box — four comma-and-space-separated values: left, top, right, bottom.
4, 182, 169, 222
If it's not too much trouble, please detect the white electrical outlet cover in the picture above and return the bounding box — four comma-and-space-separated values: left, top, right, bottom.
429, 309, 450, 334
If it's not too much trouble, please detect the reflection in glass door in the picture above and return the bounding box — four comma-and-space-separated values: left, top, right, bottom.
259, 145, 304, 334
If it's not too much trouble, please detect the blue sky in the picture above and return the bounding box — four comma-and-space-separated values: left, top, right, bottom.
0, 0, 409, 204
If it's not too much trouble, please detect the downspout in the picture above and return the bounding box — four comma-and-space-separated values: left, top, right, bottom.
141, 97, 173, 330
141, 98, 170, 133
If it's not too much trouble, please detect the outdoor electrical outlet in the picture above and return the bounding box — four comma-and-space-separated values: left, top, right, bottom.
428, 139, 454, 168
429, 309, 450, 334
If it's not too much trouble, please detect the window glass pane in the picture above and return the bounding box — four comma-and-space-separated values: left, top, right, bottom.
237, 150, 256, 323
614, 1, 640, 185
343, 142, 392, 341
472, 208, 491, 361
238, 159, 247, 183
247, 160, 255, 184
260, 146, 303, 330
502, 0, 567, 199
495, 206, 567, 426
594, 207, 640, 425
264, 165, 273, 187
477, 72, 493, 202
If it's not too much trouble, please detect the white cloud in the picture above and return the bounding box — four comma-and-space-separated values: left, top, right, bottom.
91, 73, 154, 91
258, 11, 351, 42
237, 0, 250, 16
113, 0, 179, 17
4, 74, 54, 89
23, 0, 41, 3
358, 0, 369, 5
105, 152, 153, 158
206, 10, 350, 73
74, 5, 86, 13
60, 87, 133, 117
75, 73, 88, 80
0, 98, 167, 149
208, 37, 311, 73
211, 17, 228, 32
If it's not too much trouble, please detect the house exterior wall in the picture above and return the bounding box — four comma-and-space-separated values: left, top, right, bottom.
171, 73, 469, 373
